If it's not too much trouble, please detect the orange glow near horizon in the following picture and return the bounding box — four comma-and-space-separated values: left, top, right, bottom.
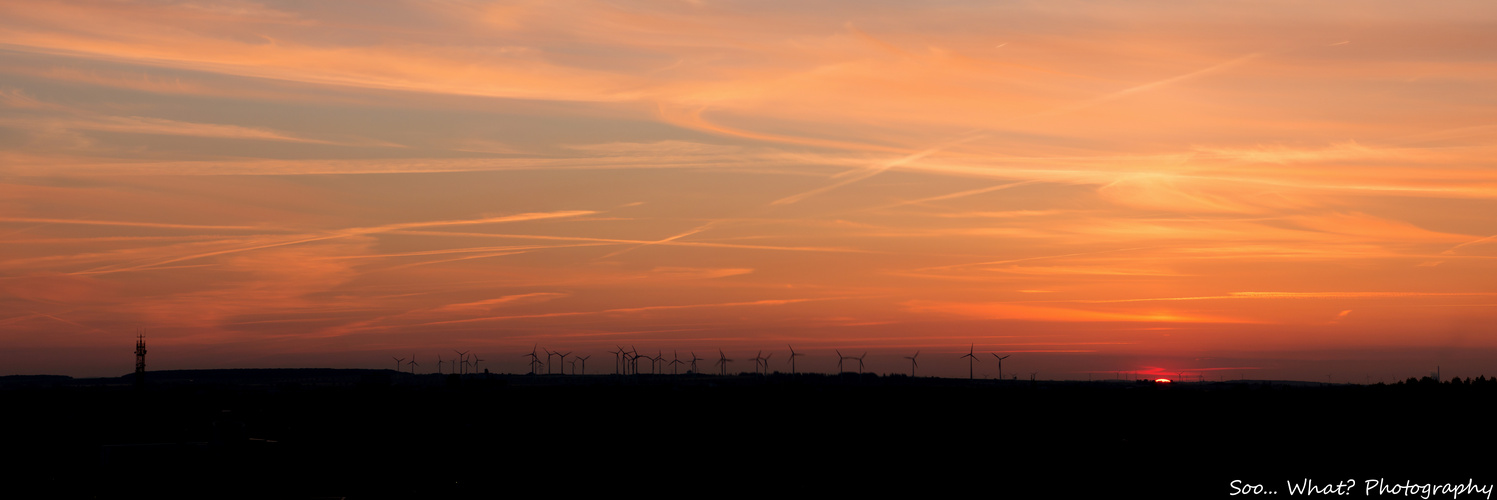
1, 1, 1495, 381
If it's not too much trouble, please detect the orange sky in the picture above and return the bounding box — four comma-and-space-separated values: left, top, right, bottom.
2, 0, 1495, 380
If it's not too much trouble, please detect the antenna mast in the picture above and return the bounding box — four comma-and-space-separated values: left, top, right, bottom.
134, 329, 147, 388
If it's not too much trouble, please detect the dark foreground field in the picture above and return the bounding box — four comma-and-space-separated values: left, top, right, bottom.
5, 370, 1491, 499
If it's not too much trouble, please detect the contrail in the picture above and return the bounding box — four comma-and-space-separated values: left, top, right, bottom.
409, 297, 832, 328
765, 52, 1262, 207
1443, 234, 1497, 255
771, 132, 988, 206
66, 210, 596, 275
914, 246, 1156, 272
393, 230, 874, 253
0, 217, 271, 230
870, 180, 1038, 211
370, 251, 530, 272
598, 220, 723, 259
1036, 53, 1263, 118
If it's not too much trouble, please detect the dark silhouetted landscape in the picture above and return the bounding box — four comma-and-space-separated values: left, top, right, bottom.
6, 370, 1492, 499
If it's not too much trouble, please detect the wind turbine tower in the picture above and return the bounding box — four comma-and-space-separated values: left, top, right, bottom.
960, 344, 980, 380
609, 346, 624, 375
716, 349, 733, 376
787, 345, 804, 375
522, 346, 541, 374
454, 350, 470, 375
992, 354, 1010, 381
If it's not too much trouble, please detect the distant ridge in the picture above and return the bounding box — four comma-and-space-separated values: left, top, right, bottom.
117, 367, 391, 379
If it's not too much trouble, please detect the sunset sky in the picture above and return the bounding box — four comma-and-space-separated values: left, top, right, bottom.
3, 0, 1495, 380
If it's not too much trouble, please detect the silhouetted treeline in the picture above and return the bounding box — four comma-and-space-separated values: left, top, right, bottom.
1397, 374, 1497, 386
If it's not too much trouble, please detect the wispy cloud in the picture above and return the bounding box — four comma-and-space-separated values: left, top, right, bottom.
903, 300, 1260, 324
1074, 291, 1497, 303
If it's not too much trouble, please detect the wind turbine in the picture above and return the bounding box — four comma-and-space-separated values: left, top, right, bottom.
751, 351, 765, 374
521, 346, 541, 374
576, 354, 590, 375
437, 354, 444, 375
407, 354, 419, 374
392, 357, 405, 372
609, 346, 625, 375
761, 352, 774, 375
554, 351, 570, 375
854, 352, 866, 374
904, 351, 919, 377
669, 351, 684, 375
960, 344, 980, 380
787, 345, 804, 375
471, 354, 483, 373
991, 353, 1010, 381
716, 349, 732, 376
688, 352, 703, 373
835, 350, 849, 373
544, 349, 556, 374
454, 350, 471, 375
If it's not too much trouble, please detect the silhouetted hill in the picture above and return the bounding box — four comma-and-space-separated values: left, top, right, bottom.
0, 374, 74, 387
110, 368, 397, 386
